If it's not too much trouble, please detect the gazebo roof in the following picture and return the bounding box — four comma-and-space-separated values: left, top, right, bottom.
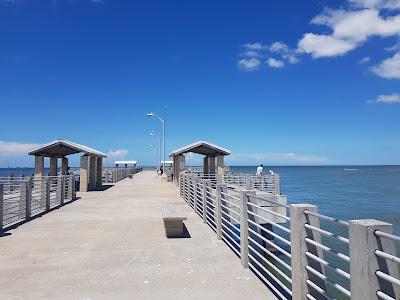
115, 160, 138, 165
28, 140, 107, 158
169, 141, 230, 157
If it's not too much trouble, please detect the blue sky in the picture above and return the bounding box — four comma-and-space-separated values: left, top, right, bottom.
0, 0, 399, 167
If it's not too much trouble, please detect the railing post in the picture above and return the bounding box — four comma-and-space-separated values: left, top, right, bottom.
239, 190, 255, 268
216, 184, 226, 240
0, 183, 3, 232
202, 180, 210, 224
45, 177, 51, 211
290, 204, 326, 300
274, 174, 280, 195
349, 219, 400, 300
193, 178, 198, 213
246, 176, 251, 190
22, 179, 32, 220
60, 176, 65, 205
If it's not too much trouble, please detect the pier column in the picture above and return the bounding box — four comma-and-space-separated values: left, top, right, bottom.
49, 157, 58, 176
173, 155, 185, 185
96, 157, 103, 189
89, 156, 96, 191
80, 155, 89, 192
61, 157, 68, 175
208, 156, 216, 174
216, 156, 225, 175
203, 157, 209, 174
34, 156, 44, 177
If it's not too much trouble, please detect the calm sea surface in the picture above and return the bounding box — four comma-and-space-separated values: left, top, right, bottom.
1, 166, 399, 234
231, 165, 400, 235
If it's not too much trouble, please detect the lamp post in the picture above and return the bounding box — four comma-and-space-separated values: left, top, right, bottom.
149, 130, 161, 170
147, 112, 166, 177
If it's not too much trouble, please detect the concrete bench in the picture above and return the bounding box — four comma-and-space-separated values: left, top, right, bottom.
162, 209, 187, 238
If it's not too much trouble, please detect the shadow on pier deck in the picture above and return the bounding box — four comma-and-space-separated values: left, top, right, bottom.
0, 171, 276, 300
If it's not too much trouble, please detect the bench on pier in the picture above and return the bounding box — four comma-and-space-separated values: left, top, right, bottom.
162, 208, 187, 238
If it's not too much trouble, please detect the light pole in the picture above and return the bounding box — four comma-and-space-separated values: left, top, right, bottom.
149, 130, 161, 170
147, 112, 166, 177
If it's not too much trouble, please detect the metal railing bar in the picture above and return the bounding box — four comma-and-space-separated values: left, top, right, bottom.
248, 236, 292, 271
247, 210, 291, 234
247, 219, 291, 246
306, 280, 336, 300
221, 235, 241, 256
305, 251, 350, 280
248, 255, 292, 298
220, 202, 240, 216
248, 194, 289, 208
377, 291, 396, 300
305, 265, 351, 297
304, 223, 350, 244
247, 201, 290, 221
248, 227, 291, 259
375, 270, 400, 287
375, 231, 400, 243
221, 222, 240, 240
304, 210, 349, 227
221, 209, 240, 224
375, 250, 400, 264
305, 238, 350, 262
248, 244, 292, 284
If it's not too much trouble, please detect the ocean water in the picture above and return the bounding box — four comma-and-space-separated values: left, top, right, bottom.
231, 165, 400, 235
1, 166, 399, 233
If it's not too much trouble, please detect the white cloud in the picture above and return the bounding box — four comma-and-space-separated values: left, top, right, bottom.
106, 149, 128, 160
0, 141, 41, 167
297, 4, 400, 59
359, 56, 371, 63
371, 52, 400, 78
269, 42, 289, 53
298, 33, 358, 58
368, 92, 400, 103
238, 58, 261, 71
242, 50, 262, 58
244, 42, 266, 50
266, 57, 285, 68
349, 0, 400, 9
227, 152, 329, 165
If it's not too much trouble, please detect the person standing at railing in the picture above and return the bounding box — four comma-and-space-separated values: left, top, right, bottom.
256, 164, 264, 176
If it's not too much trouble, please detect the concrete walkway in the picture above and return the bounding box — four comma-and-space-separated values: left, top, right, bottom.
0, 171, 277, 300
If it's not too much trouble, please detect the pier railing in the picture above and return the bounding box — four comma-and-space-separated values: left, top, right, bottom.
179, 173, 400, 300
0, 175, 76, 231
189, 171, 280, 194
102, 168, 138, 183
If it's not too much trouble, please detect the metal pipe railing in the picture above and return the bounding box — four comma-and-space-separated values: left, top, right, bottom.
178, 172, 400, 300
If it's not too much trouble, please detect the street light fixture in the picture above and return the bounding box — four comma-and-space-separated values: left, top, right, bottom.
147, 112, 166, 177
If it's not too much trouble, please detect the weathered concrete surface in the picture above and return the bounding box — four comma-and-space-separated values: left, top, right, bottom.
0, 171, 276, 300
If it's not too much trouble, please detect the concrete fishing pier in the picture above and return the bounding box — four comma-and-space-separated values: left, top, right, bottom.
0, 171, 276, 300
0, 139, 399, 300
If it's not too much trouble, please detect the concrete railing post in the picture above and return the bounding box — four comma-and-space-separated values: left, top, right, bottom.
216, 184, 226, 240
0, 183, 3, 232
290, 204, 326, 300
193, 178, 198, 213
349, 219, 400, 300
60, 176, 65, 206
21, 179, 32, 220
45, 177, 51, 211
239, 190, 255, 268
246, 176, 251, 190
202, 180, 210, 224
274, 174, 281, 195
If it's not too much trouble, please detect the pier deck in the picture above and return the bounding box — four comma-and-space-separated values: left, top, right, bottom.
0, 171, 276, 300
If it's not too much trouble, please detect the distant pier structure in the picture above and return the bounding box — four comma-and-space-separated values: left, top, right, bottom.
169, 140, 231, 184
28, 140, 107, 192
